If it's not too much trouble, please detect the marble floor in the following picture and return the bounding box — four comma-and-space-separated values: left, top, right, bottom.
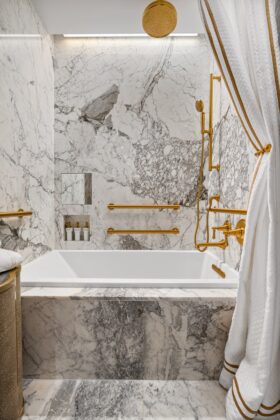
22, 379, 226, 419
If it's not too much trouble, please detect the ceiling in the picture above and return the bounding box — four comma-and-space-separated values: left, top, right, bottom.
31, 0, 204, 35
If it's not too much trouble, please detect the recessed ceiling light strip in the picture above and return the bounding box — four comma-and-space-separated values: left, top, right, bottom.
63, 33, 199, 38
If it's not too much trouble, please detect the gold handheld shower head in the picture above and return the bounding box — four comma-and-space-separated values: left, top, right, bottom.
195, 99, 204, 113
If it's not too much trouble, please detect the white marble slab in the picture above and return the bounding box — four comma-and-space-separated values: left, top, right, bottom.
22, 379, 226, 419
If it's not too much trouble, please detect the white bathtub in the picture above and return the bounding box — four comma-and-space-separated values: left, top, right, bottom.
21, 250, 238, 288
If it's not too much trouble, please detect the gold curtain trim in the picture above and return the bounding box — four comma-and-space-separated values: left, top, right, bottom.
233, 377, 258, 415
203, 0, 264, 151
223, 364, 236, 375
258, 408, 280, 416
261, 400, 280, 410
224, 359, 239, 369
199, 1, 259, 153
265, 0, 280, 111
232, 387, 254, 419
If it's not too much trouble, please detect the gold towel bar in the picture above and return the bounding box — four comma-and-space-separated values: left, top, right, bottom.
107, 227, 180, 235
107, 203, 180, 210
0, 209, 33, 218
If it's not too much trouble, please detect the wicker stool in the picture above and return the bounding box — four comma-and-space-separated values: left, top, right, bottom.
0, 267, 23, 419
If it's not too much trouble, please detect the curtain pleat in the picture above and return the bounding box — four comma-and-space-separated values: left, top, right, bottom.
198, 0, 280, 418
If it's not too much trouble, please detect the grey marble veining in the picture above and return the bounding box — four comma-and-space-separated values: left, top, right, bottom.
22, 379, 226, 419
22, 292, 235, 380
0, 0, 55, 262
54, 35, 212, 251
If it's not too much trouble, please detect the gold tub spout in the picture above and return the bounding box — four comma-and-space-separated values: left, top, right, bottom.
196, 239, 228, 250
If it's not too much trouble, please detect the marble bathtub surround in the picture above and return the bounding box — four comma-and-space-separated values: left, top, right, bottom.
22, 379, 227, 419
0, 0, 55, 262
22, 288, 235, 381
54, 35, 212, 250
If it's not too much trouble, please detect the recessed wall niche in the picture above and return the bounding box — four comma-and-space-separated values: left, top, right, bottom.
61, 173, 92, 205
63, 215, 90, 241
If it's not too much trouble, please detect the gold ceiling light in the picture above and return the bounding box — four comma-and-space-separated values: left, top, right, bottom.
142, 0, 177, 38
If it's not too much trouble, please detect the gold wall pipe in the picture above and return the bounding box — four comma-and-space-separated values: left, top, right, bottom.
208, 207, 247, 215
208, 73, 221, 171
0, 209, 33, 218
107, 227, 179, 235
107, 203, 180, 210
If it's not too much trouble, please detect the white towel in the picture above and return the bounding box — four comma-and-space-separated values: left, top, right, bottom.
0, 249, 22, 273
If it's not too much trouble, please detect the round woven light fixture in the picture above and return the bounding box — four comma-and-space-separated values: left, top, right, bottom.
142, 0, 177, 38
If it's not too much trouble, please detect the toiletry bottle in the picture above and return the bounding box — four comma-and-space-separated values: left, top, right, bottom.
83, 221, 89, 241
74, 222, 81, 241
65, 222, 73, 241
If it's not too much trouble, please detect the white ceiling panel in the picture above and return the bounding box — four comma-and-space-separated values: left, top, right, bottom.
31, 0, 204, 34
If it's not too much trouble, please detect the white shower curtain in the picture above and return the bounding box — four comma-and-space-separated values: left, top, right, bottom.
198, 0, 280, 418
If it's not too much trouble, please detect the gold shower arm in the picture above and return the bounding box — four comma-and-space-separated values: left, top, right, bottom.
0, 209, 33, 218
107, 227, 179, 235
107, 203, 180, 210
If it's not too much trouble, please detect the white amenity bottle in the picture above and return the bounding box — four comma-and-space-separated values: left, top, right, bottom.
83, 221, 89, 241
74, 222, 81, 241
65, 223, 73, 241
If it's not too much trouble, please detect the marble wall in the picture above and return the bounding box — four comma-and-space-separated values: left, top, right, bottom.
54, 35, 212, 250
0, 0, 55, 262
204, 63, 256, 270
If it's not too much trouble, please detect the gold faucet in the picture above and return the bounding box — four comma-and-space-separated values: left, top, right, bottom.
196, 219, 246, 250
197, 239, 228, 250
224, 219, 246, 245
212, 220, 231, 239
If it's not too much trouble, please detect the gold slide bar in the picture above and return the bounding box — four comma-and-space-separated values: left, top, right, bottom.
107, 203, 180, 210
208, 208, 247, 215
0, 209, 33, 218
107, 227, 180, 235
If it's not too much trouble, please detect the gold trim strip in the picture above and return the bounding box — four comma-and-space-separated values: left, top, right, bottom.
261, 400, 280, 410
265, 0, 280, 111
212, 264, 225, 278
203, 0, 264, 151
107, 227, 180, 235
258, 408, 280, 417
233, 377, 258, 415
224, 359, 239, 369
107, 203, 180, 210
232, 387, 254, 420
199, 2, 259, 153
223, 364, 236, 375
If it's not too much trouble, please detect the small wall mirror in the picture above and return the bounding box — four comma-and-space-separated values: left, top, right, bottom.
61, 173, 92, 205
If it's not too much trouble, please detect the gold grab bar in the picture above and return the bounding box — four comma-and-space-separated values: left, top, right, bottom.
0, 209, 33, 218
208, 207, 247, 215
212, 264, 226, 278
107, 203, 180, 210
107, 227, 180, 235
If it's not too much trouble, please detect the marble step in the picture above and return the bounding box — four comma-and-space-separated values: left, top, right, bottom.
22, 379, 226, 419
